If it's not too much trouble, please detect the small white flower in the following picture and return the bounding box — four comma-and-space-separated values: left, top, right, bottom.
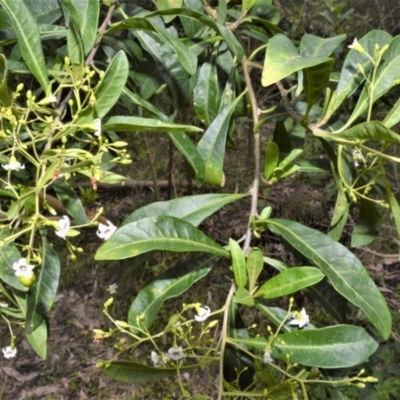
2, 156, 25, 171
55, 215, 70, 239
264, 350, 273, 363
195, 305, 211, 322
2, 346, 17, 359
0, 301, 9, 307
151, 351, 160, 367
38, 94, 57, 105
97, 220, 117, 241
94, 118, 102, 137
12, 258, 34, 277
288, 308, 310, 329
348, 38, 365, 54
107, 283, 118, 294
167, 346, 185, 361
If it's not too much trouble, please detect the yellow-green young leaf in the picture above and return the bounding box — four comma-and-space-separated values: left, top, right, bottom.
242, 0, 257, 12
264, 142, 279, 180
255, 267, 325, 299
229, 238, 247, 289
234, 287, 255, 306
246, 248, 264, 292
267, 218, 392, 339
271, 325, 378, 369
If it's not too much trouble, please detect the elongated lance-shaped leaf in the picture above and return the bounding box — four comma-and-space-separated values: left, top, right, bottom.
25, 0, 62, 24
0, 0, 50, 93
255, 267, 325, 299
246, 248, 264, 293
26, 320, 47, 360
0, 54, 11, 106
271, 325, 378, 369
267, 218, 392, 339
26, 232, 61, 334
383, 173, 400, 245
95, 216, 229, 261
332, 30, 392, 119
383, 95, 400, 128
93, 51, 129, 119
54, 179, 89, 224
128, 255, 218, 333
122, 193, 246, 227
102, 116, 202, 133
230, 239, 247, 289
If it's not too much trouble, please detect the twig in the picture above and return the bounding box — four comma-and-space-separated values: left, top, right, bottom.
275, 81, 303, 124
144, 136, 160, 201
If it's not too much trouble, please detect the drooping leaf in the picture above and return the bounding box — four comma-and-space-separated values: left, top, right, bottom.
271, 325, 378, 368
0, 0, 50, 93
122, 193, 245, 227
26, 320, 47, 360
267, 218, 391, 339
127, 255, 218, 332
26, 233, 60, 334
95, 216, 229, 261
53, 179, 89, 224
246, 248, 264, 293
255, 267, 325, 299
102, 116, 202, 133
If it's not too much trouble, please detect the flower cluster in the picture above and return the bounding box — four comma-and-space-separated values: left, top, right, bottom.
151, 346, 185, 367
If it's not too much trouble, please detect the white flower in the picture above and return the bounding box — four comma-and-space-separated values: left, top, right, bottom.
167, 346, 185, 361
93, 118, 101, 137
12, 258, 35, 277
195, 305, 211, 322
0, 301, 9, 307
151, 351, 160, 367
107, 283, 118, 294
2, 346, 17, 359
288, 308, 310, 329
2, 156, 25, 171
348, 38, 365, 54
97, 220, 117, 240
264, 350, 273, 363
55, 215, 70, 239
38, 94, 57, 105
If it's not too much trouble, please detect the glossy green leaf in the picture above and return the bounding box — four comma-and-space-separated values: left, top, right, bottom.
95, 216, 229, 261
234, 287, 255, 306
193, 60, 220, 127
328, 188, 349, 241
264, 141, 279, 180
127, 255, 218, 332
25, 0, 62, 24
230, 239, 247, 289
267, 218, 392, 339
26, 320, 47, 360
246, 248, 264, 293
273, 120, 292, 153
351, 199, 382, 247
332, 30, 392, 117
383, 95, 400, 129
102, 116, 202, 134
262, 34, 331, 87
180, 0, 204, 36
122, 193, 245, 227
0, 0, 49, 93
155, 0, 183, 23
300, 33, 346, 58
271, 325, 378, 368
0, 239, 28, 291
98, 361, 198, 383
255, 267, 325, 299
0, 54, 11, 106
383, 174, 400, 244
93, 51, 129, 119
26, 234, 60, 334
53, 179, 89, 225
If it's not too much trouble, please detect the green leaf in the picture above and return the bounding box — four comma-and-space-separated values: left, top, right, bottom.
246, 248, 264, 293
234, 287, 255, 306
26, 233, 60, 334
0, 54, 11, 106
264, 141, 279, 180
102, 116, 202, 133
0, 0, 49, 93
25, 0, 62, 24
267, 218, 392, 339
193, 60, 220, 127
95, 216, 229, 261
332, 30, 392, 117
262, 34, 331, 87
351, 198, 382, 247
26, 320, 47, 360
180, 0, 204, 36
383, 174, 400, 245
155, 0, 183, 23
98, 360, 198, 383
53, 179, 89, 225
271, 325, 378, 368
127, 255, 218, 332
255, 267, 325, 299
122, 193, 245, 227
299, 33, 346, 58
0, 239, 28, 291
230, 239, 247, 289
93, 51, 129, 119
